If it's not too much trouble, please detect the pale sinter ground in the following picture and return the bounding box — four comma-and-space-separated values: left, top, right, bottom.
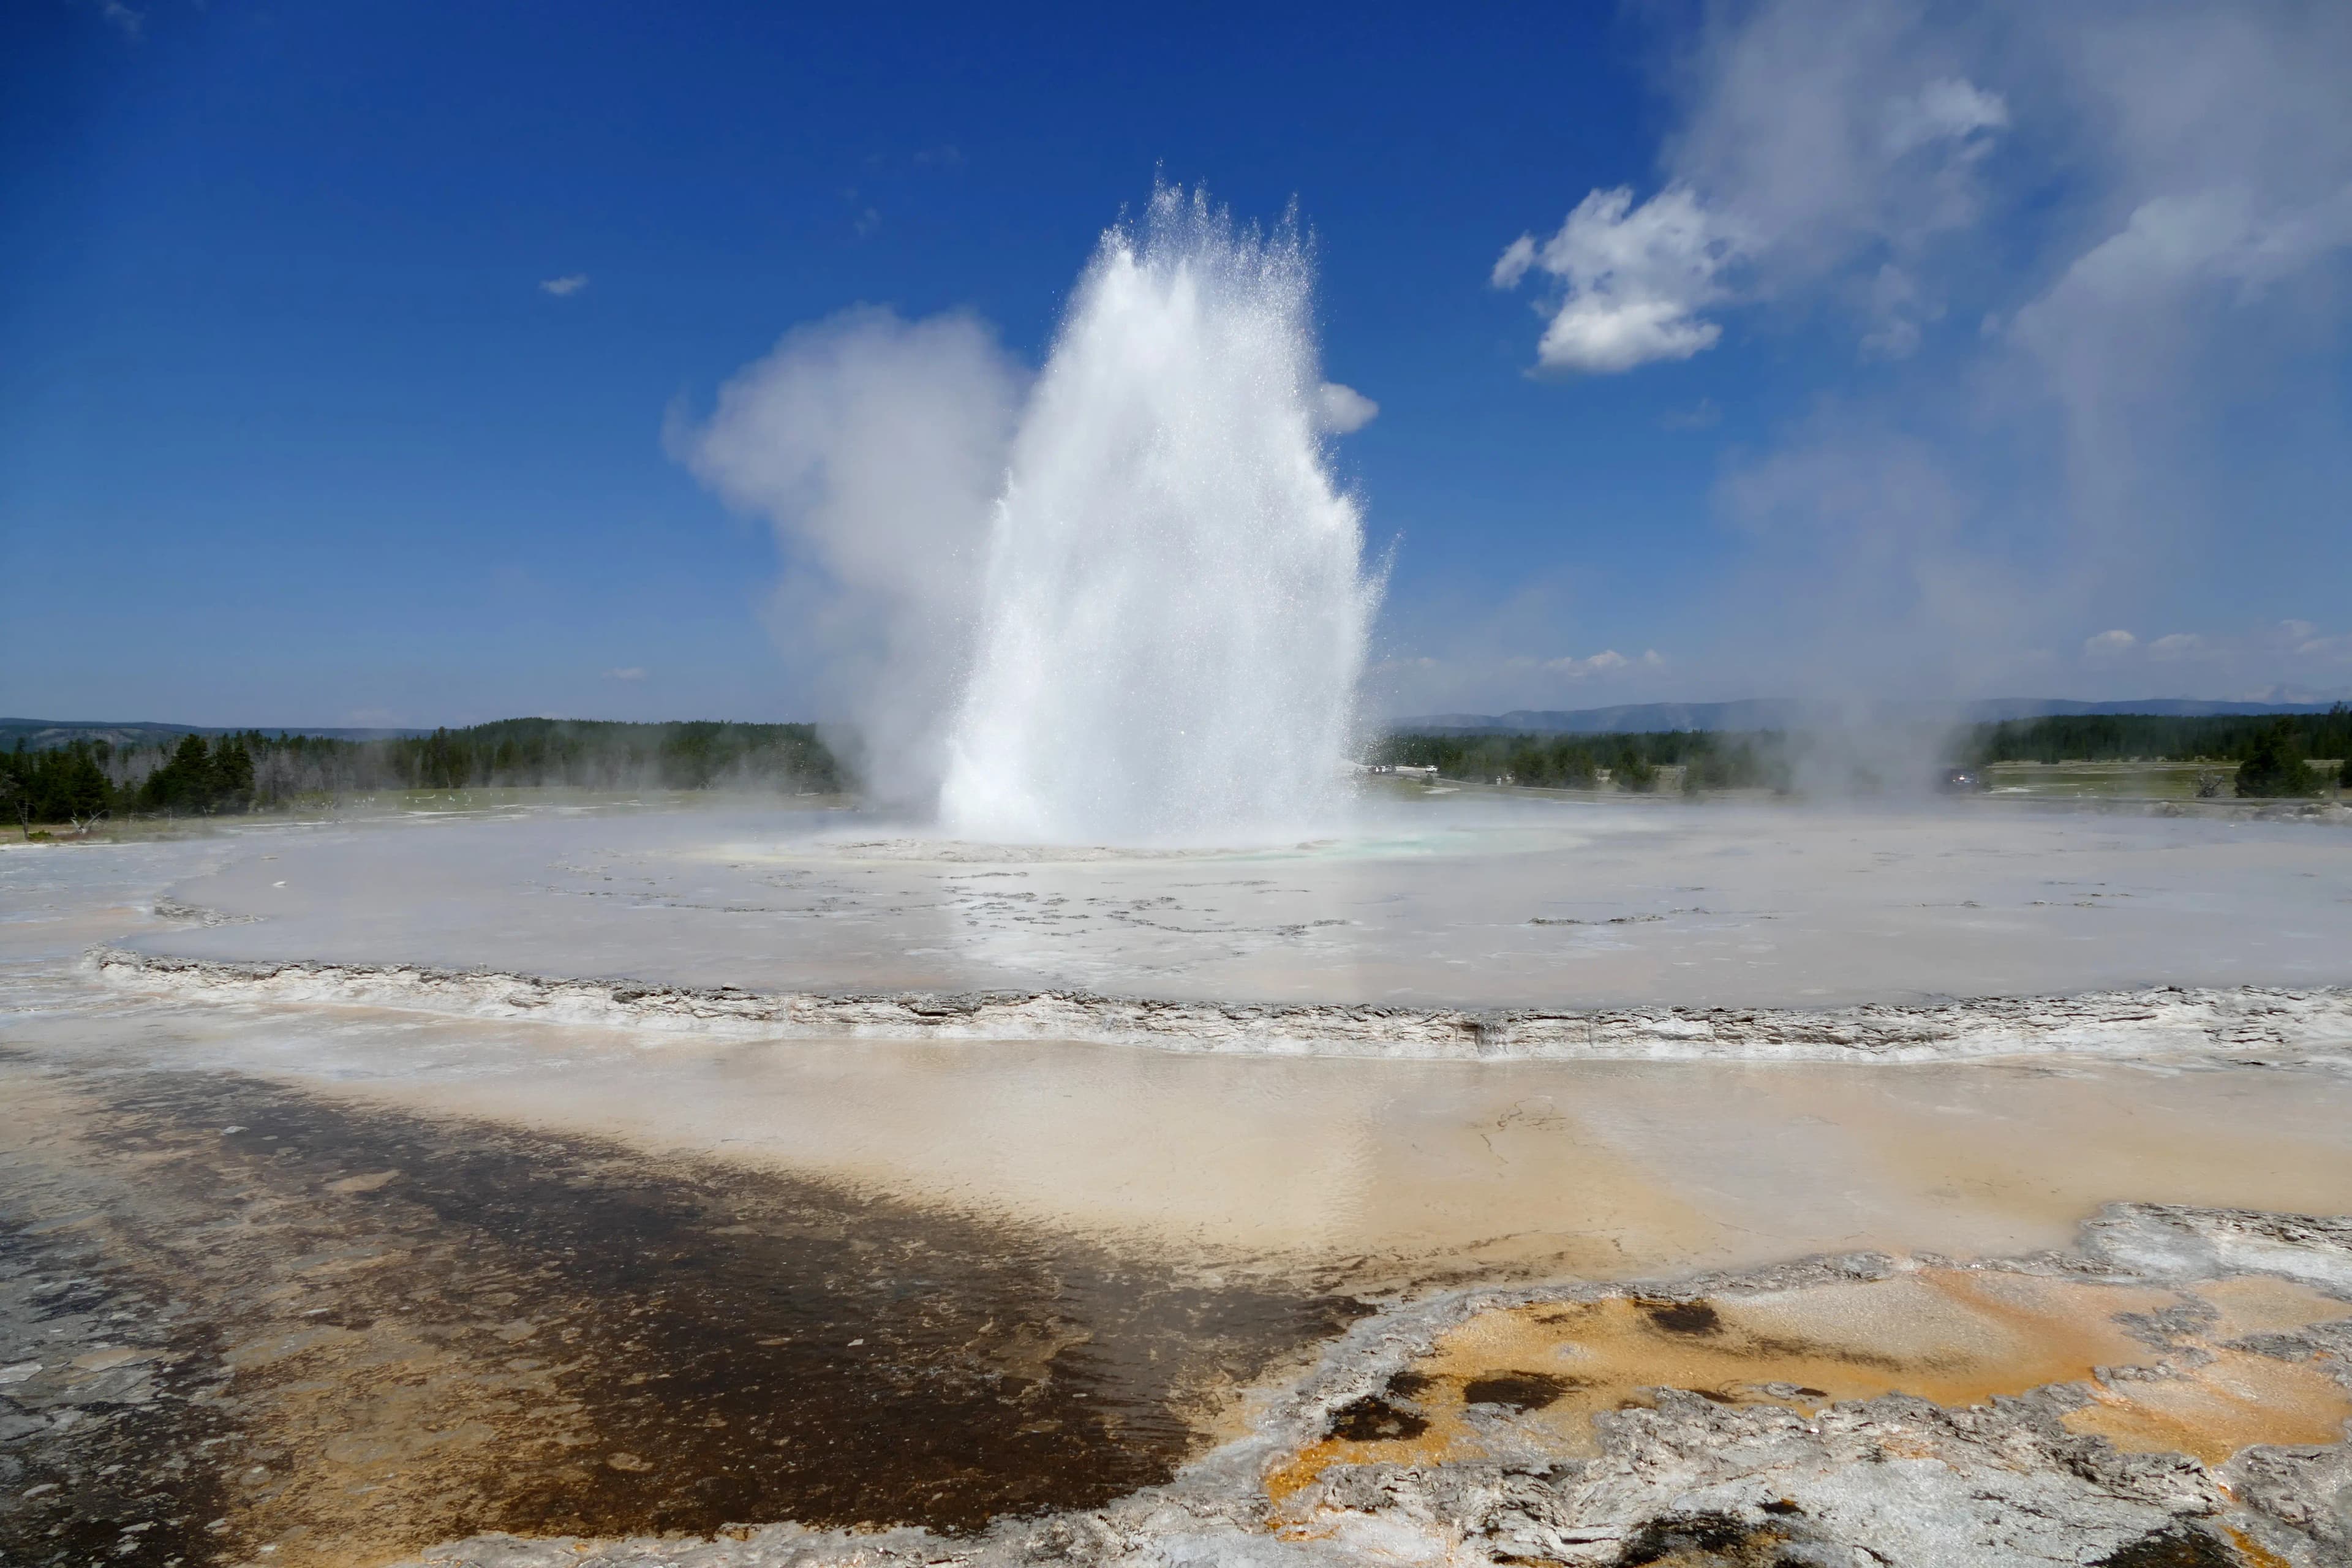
3, 792, 2351, 1567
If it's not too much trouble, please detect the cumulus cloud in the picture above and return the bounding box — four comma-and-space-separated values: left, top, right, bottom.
1314, 381, 1379, 434
670, 307, 1023, 804
540, 274, 589, 297
2148, 633, 2217, 662
2073, 622, 2352, 685
1493, 186, 1746, 373
1535, 649, 1667, 679
603, 667, 646, 682
1545, 649, 1631, 677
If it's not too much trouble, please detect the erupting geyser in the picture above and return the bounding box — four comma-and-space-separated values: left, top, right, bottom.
940, 187, 1382, 845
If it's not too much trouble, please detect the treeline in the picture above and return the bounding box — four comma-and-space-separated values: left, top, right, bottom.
1962, 707, 2352, 767
1376, 708, 2351, 800
385, 718, 845, 793
3, 718, 847, 830
1371, 729, 1790, 792
1, 731, 265, 827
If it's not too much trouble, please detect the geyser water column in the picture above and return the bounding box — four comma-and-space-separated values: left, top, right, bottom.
940, 187, 1382, 845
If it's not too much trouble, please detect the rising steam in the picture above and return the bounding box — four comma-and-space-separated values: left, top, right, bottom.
683, 186, 1381, 843
673, 308, 1022, 808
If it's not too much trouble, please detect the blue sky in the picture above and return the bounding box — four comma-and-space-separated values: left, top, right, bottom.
5, 0, 2349, 727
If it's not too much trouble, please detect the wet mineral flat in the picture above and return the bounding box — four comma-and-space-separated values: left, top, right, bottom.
100, 793, 2352, 1008
4, 802, 2351, 1567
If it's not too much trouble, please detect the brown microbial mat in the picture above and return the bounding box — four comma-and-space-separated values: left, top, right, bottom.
0, 1054, 1368, 1568
1268, 1268, 2352, 1501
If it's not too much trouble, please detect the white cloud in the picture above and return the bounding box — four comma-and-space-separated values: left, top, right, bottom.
1490, 235, 1537, 290
1493, 186, 1744, 373
2297, 635, 2352, 662
540, 274, 589, 297
1314, 381, 1379, 434
2069, 622, 2352, 682
2148, 632, 2215, 662
1544, 649, 1630, 678
602, 667, 646, 682
2278, 619, 2352, 662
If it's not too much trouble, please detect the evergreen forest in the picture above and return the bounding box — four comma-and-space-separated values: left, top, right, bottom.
2, 718, 846, 831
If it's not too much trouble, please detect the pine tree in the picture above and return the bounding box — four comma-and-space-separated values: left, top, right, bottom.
213, 737, 255, 808
143, 734, 216, 814
2234, 719, 2319, 798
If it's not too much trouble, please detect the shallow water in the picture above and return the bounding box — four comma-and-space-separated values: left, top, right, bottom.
0, 1055, 1368, 1566
8, 807, 2352, 1286
14, 978, 2352, 1292
97, 793, 2352, 1008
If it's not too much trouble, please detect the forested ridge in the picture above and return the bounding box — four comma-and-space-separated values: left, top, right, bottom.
2, 718, 846, 830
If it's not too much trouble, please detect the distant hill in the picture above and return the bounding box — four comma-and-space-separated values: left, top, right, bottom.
1, 718, 428, 749
1390, 698, 2346, 734
1958, 697, 2348, 720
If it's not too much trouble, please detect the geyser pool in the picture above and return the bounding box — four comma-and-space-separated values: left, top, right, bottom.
940, 187, 1380, 845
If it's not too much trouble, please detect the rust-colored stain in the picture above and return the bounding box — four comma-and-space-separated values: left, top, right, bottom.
2065, 1349, 2352, 1467
2222, 1523, 2297, 1568
1268, 1269, 2352, 1506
